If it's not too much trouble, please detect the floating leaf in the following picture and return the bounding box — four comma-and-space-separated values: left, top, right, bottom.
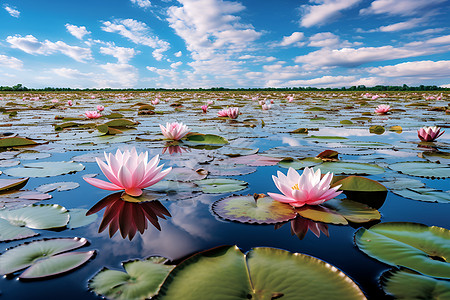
369, 125, 385, 134
389, 125, 402, 133
389, 161, 450, 179
146, 181, 201, 201
0, 137, 38, 148
157, 246, 365, 300
105, 119, 139, 128
290, 128, 308, 133
278, 157, 323, 169
195, 178, 247, 194
0, 177, 29, 192
204, 164, 257, 176
420, 151, 450, 164
332, 176, 387, 208
226, 154, 281, 166
164, 167, 208, 182
183, 133, 228, 146
314, 161, 385, 175
218, 147, 259, 157
381, 268, 450, 299
212, 194, 297, 224
296, 198, 381, 225
0, 237, 94, 279
340, 120, 353, 125
391, 187, 450, 203
379, 177, 425, 190
355, 222, 450, 279
35, 181, 80, 193
0, 218, 38, 241
3, 161, 85, 177
68, 209, 98, 229
89, 257, 175, 300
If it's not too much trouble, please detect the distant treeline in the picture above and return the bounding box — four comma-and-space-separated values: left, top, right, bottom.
0, 83, 448, 92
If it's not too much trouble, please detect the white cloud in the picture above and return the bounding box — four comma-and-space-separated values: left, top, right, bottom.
238, 55, 277, 62
6, 34, 92, 62
284, 75, 384, 88
377, 18, 422, 32
368, 60, 450, 78
130, 0, 151, 8
4, 5, 20, 18
174, 51, 182, 57
170, 61, 182, 68
300, 0, 362, 27
100, 45, 138, 63
308, 32, 342, 47
100, 63, 139, 87
65, 24, 91, 40
0, 54, 23, 69
102, 19, 169, 61
52, 68, 93, 78
360, 0, 446, 16
280, 32, 305, 46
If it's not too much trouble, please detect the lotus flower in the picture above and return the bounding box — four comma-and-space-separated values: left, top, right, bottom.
67, 100, 73, 106
97, 105, 105, 111
287, 96, 294, 102
152, 99, 160, 105
374, 104, 390, 114
201, 105, 208, 113
268, 167, 342, 207
262, 104, 271, 110
217, 109, 229, 117
160, 122, 190, 140
418, 126, 445, 142
85, 111, 102, 119
84, 148, 171, 197
227, 107, 239, 119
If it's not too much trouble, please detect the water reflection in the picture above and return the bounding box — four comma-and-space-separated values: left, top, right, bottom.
162, 144, 190, 155
86, 192, 171, 240
275, 216, 329, 240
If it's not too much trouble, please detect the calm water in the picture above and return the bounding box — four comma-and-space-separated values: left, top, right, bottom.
0, 92, 448, 299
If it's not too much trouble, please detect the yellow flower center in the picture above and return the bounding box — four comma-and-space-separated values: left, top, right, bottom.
292, 184, 299, 190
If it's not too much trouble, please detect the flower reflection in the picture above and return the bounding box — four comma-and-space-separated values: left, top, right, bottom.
162, 145, 190, 155
275, 216, 329, 240
86, 192, 171, 240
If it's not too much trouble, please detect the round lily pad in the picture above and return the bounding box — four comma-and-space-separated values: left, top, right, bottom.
3, 161, 85, 177
278, 157, 323, 170
212, 195, 297, 224
68, 209, 98, 229
420, 151, 450, 164
381, 268, 450, 299
332, 176, 387, 208
355, 222, 450, 279
392, 187, 450, 203
313, 161, 385, 175
296, 198, 381, 225
389, 161, 450, 179
379, 177, 425, 190
157, 245, 366, 300
89, 257, 175, 300
0, 177, 29, 192
195, 178, 248, 194
164, 167, 208, 182
0, 237, 94, 279
36, 181, 80, 193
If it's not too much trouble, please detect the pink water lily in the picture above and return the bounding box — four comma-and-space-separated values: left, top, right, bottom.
217, 109, 229, 117
227, 107, 239, 119
97, 105, 104, 111
160, 121, 191, 140
268, 167, 342, 208
84, 148, 171, 197
152, 99, 160, 105
67, 100, 73, 106
418, 126, 445, 142
262, 103, 271, 110
201, 105, 208, 113
374, 104, 390, 114
85, 111, 102, 119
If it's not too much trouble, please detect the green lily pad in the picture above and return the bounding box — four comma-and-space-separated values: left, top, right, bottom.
420, 151, 450, 165
89, 257, 175, 300
0, 177, 29, 192
379, 177, 425, 190
3, 161, 85, 177
369, 125, 385, 134
195, 178, 248, 194
381, 268, 450, 299
296, 198, 381, 225
157, 245, 366, 300
68, 209, 98, 229
183, 133, 228, 146
313, 161, 385, 175
391, 187, 450, 203
0, 218, 37, 241
0, 137, 38, 148
105, 119, 139, 128
218, 146, 259, 157
278, 157, 323, 169
146, 181, 201, 201
212, 195, 297, 224
164, 168, 208, 182
389, 161, 450, 179
332, 176, 387, 208
35, 181, 80, 193
0, 237, 94, 279
355, 222, 450, 279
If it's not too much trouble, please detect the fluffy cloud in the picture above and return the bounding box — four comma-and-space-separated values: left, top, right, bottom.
300, 0, 362, 27
6, 34, 92, 62
100, 63, 139, 87
0, 54, 23, 69
174, 51, 182, 57
238, 55, 276, 62
102, 19, 169, 61
65, 24, 91, 40
100, 45, 138, 63
360, 0, 446, 16
130, 0, 151, 8
284, 75, 383, 88
170, 61, 182, 69
368, 60, 450, 78
52, 68, 93, 79
280, 32, 305, 46
4, 5, 20, 18
307, 32, 357, 48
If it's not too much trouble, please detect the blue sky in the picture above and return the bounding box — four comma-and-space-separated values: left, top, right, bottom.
1, 0, 449, 88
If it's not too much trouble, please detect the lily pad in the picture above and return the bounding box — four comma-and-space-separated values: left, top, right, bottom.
89, 257, 175, 300
379, 177, 425, 190
218, 147, 259, 157
3, 161, 85, 177
146, 181, 201, 201
389, 161, 450, 179
278, 157, 323, 169
226, 154, 281, 166
0, 237, 94, 279
332, 176, 387, 208
0, 177, 29, 192
164, 167, 208, 182
354, 222, 450, 279
420, 151, 450, 165
296, 198, 381, 225
36, 181, 80, 193
212, 194, 297, 224
369, 125, 385, 134
391, 187, 450, 203
68, 208, 98, 229
157, 246, 366, 300
0, 137, 38, 148
182, 133, 228, 148
204, 164, 257, 176
195, 178, 248, 194
313, 161, 385, 175
380, 268, 450, 299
